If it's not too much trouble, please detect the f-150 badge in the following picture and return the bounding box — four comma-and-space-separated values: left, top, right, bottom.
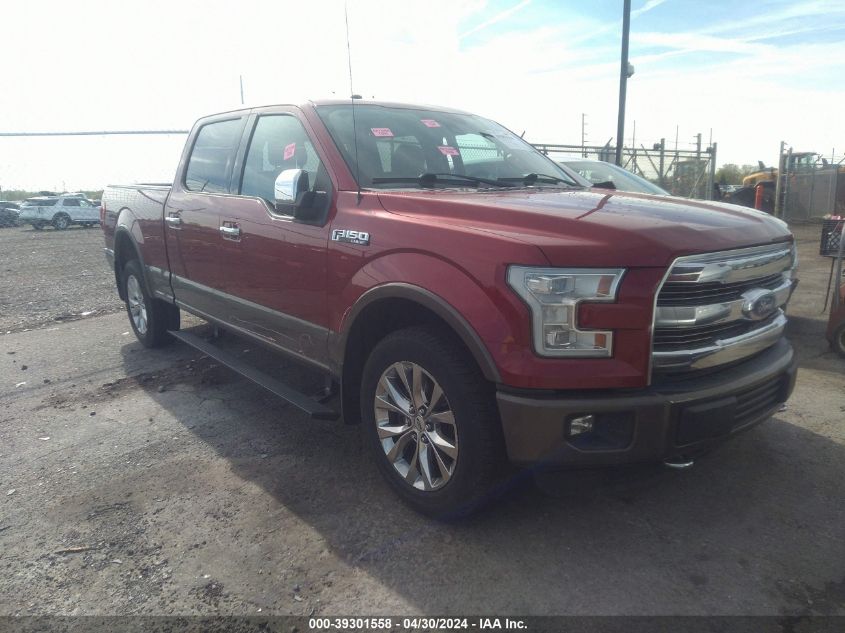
332, 229, 370, 245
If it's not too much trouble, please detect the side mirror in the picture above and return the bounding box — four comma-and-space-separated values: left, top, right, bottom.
274, 168, 309, 206
592, 180, 617, 191
273, 168, 327, 223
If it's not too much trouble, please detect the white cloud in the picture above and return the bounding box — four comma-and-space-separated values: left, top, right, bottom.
459, 0, 532, 40
631, 0, 671, 19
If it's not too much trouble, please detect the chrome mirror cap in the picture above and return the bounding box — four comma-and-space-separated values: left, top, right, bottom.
274, 168, 307, 203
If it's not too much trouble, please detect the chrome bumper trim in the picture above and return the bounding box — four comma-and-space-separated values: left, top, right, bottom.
652, 312, 787, 371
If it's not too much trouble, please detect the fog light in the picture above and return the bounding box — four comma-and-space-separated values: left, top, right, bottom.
567, 414, 594, 437
565, 411, 636, 451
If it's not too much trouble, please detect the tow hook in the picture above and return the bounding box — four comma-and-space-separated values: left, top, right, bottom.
663, 456, 695, 470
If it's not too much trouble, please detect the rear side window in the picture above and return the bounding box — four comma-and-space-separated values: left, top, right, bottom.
184, 118, 243, 193
62, 198, 80, 206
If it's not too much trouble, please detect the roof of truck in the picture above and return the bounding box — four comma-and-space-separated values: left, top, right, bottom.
203, 100, 473, 119
308, 99, 471, 113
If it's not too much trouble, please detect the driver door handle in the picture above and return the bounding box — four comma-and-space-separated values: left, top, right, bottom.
164, 214, 182, 226
219, 224, 241, 238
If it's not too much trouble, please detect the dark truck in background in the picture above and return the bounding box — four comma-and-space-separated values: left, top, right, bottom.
101, 101, 797, 516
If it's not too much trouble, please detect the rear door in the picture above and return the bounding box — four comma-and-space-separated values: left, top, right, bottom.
165, 115, 247, 316
60, 197, 81, 219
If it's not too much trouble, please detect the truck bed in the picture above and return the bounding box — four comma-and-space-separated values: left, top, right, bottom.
101, 184, 173, 292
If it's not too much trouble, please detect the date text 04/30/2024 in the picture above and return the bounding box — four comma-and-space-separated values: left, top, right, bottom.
308, 617, 527, 630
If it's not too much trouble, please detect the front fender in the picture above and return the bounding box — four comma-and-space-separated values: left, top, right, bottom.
331, 253, 512, 382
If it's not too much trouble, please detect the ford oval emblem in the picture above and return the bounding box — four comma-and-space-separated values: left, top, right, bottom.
741, 289, 778, 321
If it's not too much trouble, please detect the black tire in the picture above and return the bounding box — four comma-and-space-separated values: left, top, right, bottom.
52, 213, 70, 230
361, 326, 506, 518
122, 259, 180, 348
832, 322, 845, 359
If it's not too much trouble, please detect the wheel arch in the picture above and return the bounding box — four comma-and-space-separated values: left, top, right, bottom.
334, 284, 501, 425
113, 227, 149, 301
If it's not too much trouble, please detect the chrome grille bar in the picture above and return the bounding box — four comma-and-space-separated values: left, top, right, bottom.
652, 242, 796, 372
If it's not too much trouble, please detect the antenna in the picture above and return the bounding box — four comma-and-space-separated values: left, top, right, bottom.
344, 3, 362, 204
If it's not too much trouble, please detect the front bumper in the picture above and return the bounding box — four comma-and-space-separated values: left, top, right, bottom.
497, 338, 796, 466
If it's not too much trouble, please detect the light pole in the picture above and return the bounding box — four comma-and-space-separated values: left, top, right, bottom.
615, 0, 632, 166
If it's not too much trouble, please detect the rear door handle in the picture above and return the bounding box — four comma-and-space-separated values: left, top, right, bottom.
164, 214, 182, 226
219, 225, 241, 238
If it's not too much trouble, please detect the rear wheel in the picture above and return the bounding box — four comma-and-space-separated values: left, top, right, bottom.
122, 259, 179, 348
52, 213, 70, 230
361, 326, 506, 517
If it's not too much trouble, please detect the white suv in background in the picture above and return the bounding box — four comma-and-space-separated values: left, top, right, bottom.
17, 195, 100, 230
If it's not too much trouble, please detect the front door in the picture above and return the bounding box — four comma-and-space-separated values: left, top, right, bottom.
214, 111, 335, 367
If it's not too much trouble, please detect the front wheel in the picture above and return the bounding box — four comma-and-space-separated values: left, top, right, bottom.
361, 326, 506, 517
122, 259, 180, 348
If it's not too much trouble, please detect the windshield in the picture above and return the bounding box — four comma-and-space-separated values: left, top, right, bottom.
557, 159, 668, 195
316, 104, 584, 190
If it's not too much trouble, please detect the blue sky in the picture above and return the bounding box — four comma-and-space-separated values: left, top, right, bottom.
1, 0, 844, 190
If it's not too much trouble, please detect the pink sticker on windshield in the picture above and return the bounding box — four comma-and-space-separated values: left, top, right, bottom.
421, 119, 441, 128
283, 142, 296, 161
438, 145, 459, 156
371, 127, 394, 137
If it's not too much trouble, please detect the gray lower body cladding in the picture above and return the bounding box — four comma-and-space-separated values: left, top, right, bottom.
497, 338, 796, 466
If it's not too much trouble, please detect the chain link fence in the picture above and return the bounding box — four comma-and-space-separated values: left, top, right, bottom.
781, 159, 845, 221
532, 142, 718, 200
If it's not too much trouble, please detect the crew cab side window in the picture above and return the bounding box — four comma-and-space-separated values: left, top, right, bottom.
240, 115, 329, 209
63, 198, 80, 207
184, 118, 243, 193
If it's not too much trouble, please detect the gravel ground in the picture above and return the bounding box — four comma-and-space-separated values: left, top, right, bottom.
0, 225, 122, 334
0, 221, 843, 617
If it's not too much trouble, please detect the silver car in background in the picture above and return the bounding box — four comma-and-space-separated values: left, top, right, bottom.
557, 156, 669, 195
17, 195, 100, 230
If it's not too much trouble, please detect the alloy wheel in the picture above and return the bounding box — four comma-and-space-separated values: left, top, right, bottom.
374, 361, 458, 491
127, 275, 148, 335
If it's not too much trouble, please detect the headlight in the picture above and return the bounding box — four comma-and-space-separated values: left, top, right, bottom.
507, 266, 625, 357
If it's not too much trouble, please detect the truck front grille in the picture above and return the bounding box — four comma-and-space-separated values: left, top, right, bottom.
652, 242, 796, 373
653, 317, 774, 352
657, 272, 784, 306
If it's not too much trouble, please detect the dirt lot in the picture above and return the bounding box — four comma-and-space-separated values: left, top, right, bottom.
0, 222, 843, 617
0, 225, 122, 334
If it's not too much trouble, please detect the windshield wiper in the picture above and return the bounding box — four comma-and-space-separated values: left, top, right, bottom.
371, 173, 516, 188
498, 173, 578, 186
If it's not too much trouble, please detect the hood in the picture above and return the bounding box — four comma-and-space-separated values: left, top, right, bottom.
376, 187, 792, 268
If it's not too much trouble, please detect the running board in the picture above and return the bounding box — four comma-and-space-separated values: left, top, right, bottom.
168, 330, 339, 421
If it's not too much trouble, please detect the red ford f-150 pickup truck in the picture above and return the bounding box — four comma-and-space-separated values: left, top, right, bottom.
101, 101, 797, 516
